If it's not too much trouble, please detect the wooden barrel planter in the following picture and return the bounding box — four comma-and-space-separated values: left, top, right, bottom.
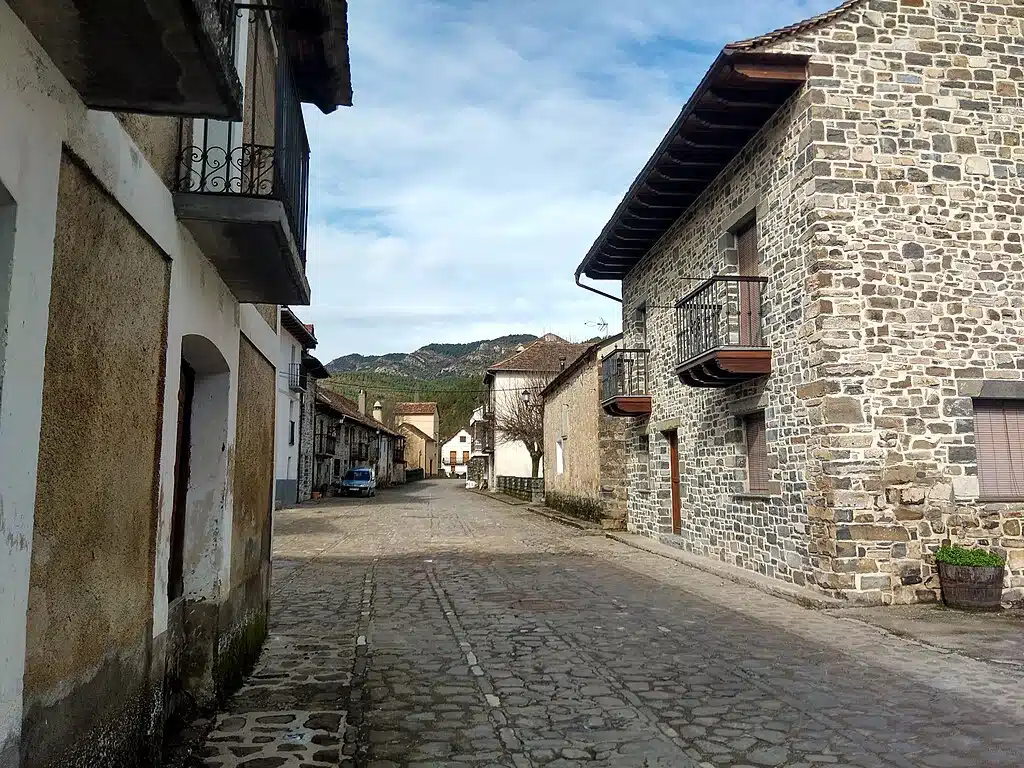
937, 562, 1004, 611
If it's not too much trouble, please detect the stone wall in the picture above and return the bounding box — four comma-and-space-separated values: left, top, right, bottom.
621, 70, 818, 589
542, 352, 629, 526
497, 476, 545, 503
621, 0, 1024, 605
297, 383, 316, 502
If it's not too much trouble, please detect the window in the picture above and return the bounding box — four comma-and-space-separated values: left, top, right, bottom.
450, 450, 457, 466
974, 399, 1024, 499
744, 412, 769, 493
556, 438, 565, 475
463, 451, 470, 464
459, 435, 467, 442
634, 303, 648, 345
334, 459, 341, 476
289, 420, 296, 446
561, 404, 570, 438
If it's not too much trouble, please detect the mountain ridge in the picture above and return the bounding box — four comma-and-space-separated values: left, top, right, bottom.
325, 334, 539, 378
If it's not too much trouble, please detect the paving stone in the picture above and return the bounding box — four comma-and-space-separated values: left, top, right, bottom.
187, 481, 1024, 768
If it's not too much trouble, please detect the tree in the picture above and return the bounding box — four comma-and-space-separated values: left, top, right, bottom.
494, 376, 548, 478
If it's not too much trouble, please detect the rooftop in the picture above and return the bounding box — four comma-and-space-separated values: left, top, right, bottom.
487, 334, 590, 375
395, 402, 439, 416
576, 0, 864, 282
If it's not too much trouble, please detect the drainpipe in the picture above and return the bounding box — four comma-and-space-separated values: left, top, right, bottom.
574, 267, 622, 303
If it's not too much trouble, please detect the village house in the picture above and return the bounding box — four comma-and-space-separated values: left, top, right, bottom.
541, 335, 628, 529
0, 1, 351, 764
480, 335, 589, 489
275, 309, 324, 506
576, 0, 1024, 606
441, 429, 473, 478
318, 389, 407, 488
395, 402, 440, 477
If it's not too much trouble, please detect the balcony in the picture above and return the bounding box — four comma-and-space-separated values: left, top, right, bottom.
316, 434, 337, 456
174, 6, 311, 305
288, 362, 307, 392
472, 424, 494, 456
351, 443, 370, 462
600, 349, 652, 417
9, 0, 242, 118
675, 276, 771, 388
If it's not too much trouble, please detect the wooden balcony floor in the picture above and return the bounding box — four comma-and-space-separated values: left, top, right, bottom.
676, 349, 771, 388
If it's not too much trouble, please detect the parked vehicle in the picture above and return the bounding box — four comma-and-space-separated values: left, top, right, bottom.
342, 468, 376, 497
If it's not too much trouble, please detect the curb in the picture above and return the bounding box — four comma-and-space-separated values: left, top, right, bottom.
525, 506, 604, 534
605, 532, 847, 610
467, 488, 528, 506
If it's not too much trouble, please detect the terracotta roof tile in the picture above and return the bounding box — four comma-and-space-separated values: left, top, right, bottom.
726, 0, 865, 51
398, 422, 434, 442
488, 334, 590, 374
317, 388, 401, 437
394, 402, 438, 416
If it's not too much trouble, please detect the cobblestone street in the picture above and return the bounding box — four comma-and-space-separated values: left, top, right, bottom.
200, 481, 1024, 768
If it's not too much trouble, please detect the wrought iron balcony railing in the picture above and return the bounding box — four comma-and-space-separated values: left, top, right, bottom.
176, 6, 310, 263
674, 275, 771, 387
288, 362, 307, 392
316, 434, 337, 455
601, 349, 650, 402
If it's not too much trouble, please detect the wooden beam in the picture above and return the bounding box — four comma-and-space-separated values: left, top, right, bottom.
731, 59, 807, 83
706, 88, 792, 109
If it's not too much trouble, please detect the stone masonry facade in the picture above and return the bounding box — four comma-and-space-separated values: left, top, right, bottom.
542, 349, 628, 526
620, 0, 1024, 605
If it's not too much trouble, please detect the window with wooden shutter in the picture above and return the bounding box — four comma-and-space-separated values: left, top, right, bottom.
744, 412, 769, 493
974, 399, 1024, 499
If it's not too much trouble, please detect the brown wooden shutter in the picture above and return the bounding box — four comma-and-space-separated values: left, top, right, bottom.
744, 412, 769, 493
463, 451, 470, 464
737, 221, 759, 276
450, 450, 457, 466
974, 399, 1024, 499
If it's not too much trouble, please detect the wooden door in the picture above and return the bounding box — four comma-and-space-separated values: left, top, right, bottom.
168, 360, 195, 601
736, 221, 761, 346
666, 429, 681, 535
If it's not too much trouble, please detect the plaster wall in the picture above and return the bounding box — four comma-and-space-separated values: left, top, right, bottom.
0, 2, 283, 758
274, 327, 303, 505
23, 151, 170, 767
490, 371, 548, 481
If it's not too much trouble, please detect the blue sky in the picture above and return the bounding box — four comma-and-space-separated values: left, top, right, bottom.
301, 0, 839, 360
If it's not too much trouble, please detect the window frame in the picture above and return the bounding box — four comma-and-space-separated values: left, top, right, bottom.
743, 411, 770, 494
974, 398, 1024, 501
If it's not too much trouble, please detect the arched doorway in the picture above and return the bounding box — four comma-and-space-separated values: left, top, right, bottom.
167, 334, 231, 708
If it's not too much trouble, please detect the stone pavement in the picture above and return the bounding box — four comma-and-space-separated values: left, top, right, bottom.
194, 480, 1024, 768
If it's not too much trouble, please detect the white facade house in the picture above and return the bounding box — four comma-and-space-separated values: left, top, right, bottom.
441, 429, 473, 477
275, 309, 318, 506
481, 335, 589, 488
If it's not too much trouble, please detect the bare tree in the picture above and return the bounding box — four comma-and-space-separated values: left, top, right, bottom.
494, 376, 548, 478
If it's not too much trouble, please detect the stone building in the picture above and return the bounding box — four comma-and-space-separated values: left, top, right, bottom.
0, 1, 351, 764
318, 389, 407, 487
541, 335, 628, 528
297, 354, 330, 503
576, 0, 1024, 605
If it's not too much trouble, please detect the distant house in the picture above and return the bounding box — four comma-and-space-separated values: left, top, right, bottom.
317, 389, 407, 488
440, 429, 473, 478
541, 335, 627, 528
275, 309, 318, 505
398, 422, 438, 478
395, 402, 440, 476
479, 334, 589, 487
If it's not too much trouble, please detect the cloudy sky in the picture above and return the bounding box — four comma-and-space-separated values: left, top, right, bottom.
302, 0, 838, 360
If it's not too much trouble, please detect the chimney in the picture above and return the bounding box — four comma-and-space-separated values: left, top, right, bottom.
558, 355, 566, 370
358, 389, 367, 415
373, 401, 383, 423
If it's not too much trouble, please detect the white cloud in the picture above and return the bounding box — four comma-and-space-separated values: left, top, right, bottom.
301, 0, 840, 360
